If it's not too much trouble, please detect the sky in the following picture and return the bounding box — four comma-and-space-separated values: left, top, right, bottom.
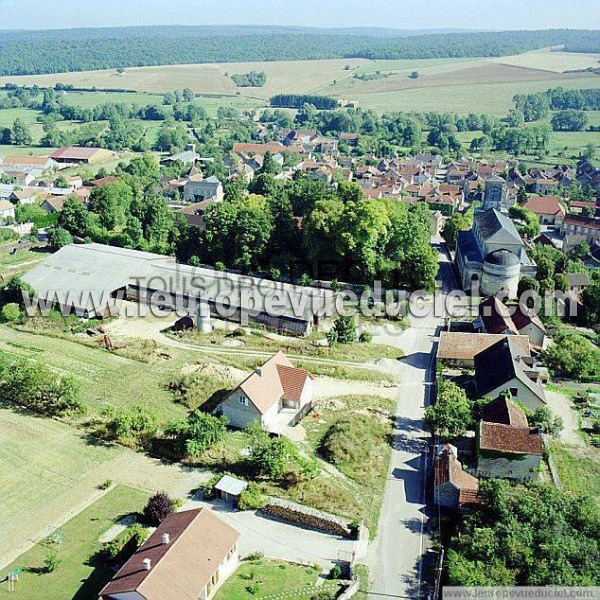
0, 0, 598, 31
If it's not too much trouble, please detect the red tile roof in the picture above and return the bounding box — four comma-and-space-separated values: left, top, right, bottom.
51, 146, 104, 160
524, 195, 565, 217
479, 422, 543, 455
434, 444, 479, 502
481, 396, 529, 428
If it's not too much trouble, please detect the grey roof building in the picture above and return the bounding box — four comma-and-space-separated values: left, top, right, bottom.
455, 208, 537, 298
23, 243, 335, 335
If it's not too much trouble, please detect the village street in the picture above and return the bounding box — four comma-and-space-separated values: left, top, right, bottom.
367, 240, 458, 599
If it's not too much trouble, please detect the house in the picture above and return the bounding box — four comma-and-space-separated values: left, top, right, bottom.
176, 200, 217, 230
523, 195, 565, 226
90, 176, 120, 187
183, 168, 224, 203
561, 215, 600, 246
455, 208, 537, 298
0, 200, 15, 222
161, 145, 201, 166
40, 194, 85, 214
214, 475, 248, 505
565, 272, 591, 295
220, 351, 313, 433
437, 332, 530, 368
434, 443, 479, 510
474, 337, 546, 411
532, 178, 558, 195
0, 155, 57, 174
476, 397, 543, 482
99, 508, 240, 600
9, 189, 41, 205
339, 132, 360, 146
478, 295, 546, 348
50, 146, 114, 165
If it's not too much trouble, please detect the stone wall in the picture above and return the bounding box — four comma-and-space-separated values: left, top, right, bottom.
260, 497, 352, 538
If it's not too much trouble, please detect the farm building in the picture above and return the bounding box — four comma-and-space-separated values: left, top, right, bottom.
214, 475, 248, 505
433, 443, 479, 511
50, 146, 114, 165
99, 508, 240, 600
23, 243, 335, 334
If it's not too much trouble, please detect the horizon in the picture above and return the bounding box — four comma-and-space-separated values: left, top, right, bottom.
0, 0, 599, 31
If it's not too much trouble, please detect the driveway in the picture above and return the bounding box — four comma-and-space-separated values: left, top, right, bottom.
545, 389, 585, 447
182, 497, 357, 570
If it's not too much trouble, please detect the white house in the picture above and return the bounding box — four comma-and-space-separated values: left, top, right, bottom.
220, 351, 313, 433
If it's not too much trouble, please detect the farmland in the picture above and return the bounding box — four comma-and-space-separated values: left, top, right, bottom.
1, 50, 599, 116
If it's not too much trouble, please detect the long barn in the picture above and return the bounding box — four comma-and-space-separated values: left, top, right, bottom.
23, 243, 336, 336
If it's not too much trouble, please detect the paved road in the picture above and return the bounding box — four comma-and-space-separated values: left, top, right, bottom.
367, 241, 458, 599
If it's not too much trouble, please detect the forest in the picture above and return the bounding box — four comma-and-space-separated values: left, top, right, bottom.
0, 27, 598, 76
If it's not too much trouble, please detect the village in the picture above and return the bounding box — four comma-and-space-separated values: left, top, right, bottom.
0, 15, 599, 600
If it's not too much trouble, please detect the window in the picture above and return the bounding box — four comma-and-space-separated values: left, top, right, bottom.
239, 396, 248, 406
510, 387, 518, 397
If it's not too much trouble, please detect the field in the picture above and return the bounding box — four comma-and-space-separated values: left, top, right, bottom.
0, 408, 207, 569
1, 50, 599, 115
0, 485, 148, 599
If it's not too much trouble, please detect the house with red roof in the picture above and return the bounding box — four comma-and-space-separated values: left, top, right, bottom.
219, 351, 313, 433
99, 508, 240, 600
523, 195, 565, 225
51, 146, 114, 165
434, 443, 479, 510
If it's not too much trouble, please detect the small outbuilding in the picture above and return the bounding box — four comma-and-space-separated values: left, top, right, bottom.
214, 475, 248, 505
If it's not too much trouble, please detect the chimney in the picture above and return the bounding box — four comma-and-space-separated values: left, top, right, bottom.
162, 533, 170, 545
255, 367, 264, 378
143, 558, 152, 571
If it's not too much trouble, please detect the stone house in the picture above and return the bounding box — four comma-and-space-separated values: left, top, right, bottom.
434, 443, 479, 510
220, 351, 313, 433
523, 195, 565, 226
183, 170, 224, 203
476, 398, 543, 482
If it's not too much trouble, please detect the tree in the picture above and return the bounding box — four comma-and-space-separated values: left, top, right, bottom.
46, 226, 73, 250
182, 87, 194, 101
167, 410, 229, 458
328, 316, 357, 345
409, 70, 419, 79
551, 110, 588, 132
10, 118, 32, 145
1, 302, 21, 324
517, 276, 539, 296
425, 381, 472, 438
580, 280, 600, 329
59, 199, 89, 237
441, 212, 471, 247
143, 492, 174, 526
529, 406, 563, 436
542, 332, 600, 380
0, 275, 34, 307
88, 181, 133, 230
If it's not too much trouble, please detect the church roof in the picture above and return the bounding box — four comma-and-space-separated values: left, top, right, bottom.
475, 209, 523, 247
484, 249, 520, 267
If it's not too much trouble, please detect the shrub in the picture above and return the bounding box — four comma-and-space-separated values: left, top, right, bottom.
358, 331, 373, 343
143, 492, 174, 526
97, 479, 113, 490
237, 482, 267, 510
245, 551, 264, 561
44, 551, 60, 573
329, 564, 343, 579
1, 302, 22, 324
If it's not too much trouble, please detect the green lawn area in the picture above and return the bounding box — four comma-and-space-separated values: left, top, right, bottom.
215, 558, 340, 600
0, 245, 49, 278
0, 485, 148, 600
550, 441, 600, 504
62, 91, 165, 108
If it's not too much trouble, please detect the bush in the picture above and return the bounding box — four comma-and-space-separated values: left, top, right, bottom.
329, 564, 343, 579
43, 551, 60, 573
237, 482, 267, 510
1, 302, 22, 324
97, 479, 113, 490
358, 331, 373, 343
143, 492, 175, 526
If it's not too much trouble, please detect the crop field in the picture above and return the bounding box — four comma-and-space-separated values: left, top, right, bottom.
2, 51, 599, 115
0, 324, 188, 421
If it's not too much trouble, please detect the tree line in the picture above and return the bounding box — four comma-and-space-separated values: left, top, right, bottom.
231, 71, 267, 87
0, 27, 597, 76
270, 94, 339, 110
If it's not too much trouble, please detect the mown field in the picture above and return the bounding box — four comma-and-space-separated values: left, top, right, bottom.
0, 484, 148, 599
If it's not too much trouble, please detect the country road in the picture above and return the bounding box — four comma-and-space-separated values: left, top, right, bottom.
367, 239, 459, 599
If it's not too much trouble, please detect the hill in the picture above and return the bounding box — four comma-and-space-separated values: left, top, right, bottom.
0, 26, 598, 76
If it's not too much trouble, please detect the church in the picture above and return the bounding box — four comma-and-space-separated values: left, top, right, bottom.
455, 208, 537, 298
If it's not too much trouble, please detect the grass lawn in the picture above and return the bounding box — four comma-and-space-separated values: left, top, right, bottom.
0, 485, 148, 600
550, 441, 600, 505
214, 558, 340, 600
0, 245, 49, 278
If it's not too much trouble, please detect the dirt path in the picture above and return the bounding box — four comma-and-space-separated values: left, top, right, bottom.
545, 389, 585, 447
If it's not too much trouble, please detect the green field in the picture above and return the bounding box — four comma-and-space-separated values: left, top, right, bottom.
0, 485, 148, 600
